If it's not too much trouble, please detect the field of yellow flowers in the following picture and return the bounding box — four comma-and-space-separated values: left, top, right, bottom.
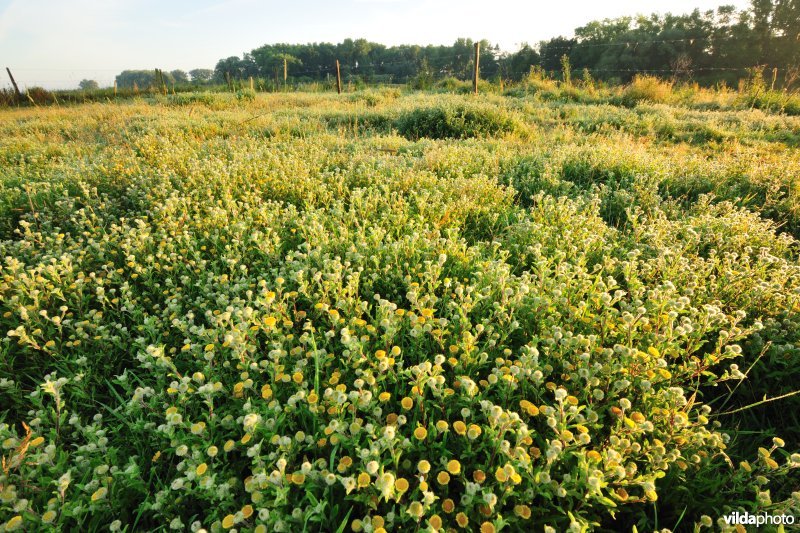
1, 89, 799, 531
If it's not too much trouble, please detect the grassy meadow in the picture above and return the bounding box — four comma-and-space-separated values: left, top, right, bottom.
1, 86, 799, 531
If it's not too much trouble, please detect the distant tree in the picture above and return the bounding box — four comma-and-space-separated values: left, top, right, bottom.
214, 56, 246, 83
78, 79, 99, 90
170, 70, 189, 85
189, 69, 214, 83
539, 37, 576, 73
115, 70, 157, 89
502, 43, 541, 81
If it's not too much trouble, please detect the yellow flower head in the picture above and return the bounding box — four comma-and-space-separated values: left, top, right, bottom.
456, 512, 469, 528
467, 424, 482, 440
442, 499, 455, 513
401, 397, 414, 410
514, 504, 532, 519
395, 477, 410, 493
447, 459, 461, 475
407, 501, 424, 518
91, 487, 108, 502
418, 460, 431, 474
453, 421, 467, 435
436, 471, 451, 485
414, 426, 428, 440
5, 516, 23, 531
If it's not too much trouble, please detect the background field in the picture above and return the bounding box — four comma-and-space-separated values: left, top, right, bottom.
1, 87, 799, 531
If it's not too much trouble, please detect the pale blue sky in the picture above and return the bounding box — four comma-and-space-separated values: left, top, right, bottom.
1, 0, 750, 89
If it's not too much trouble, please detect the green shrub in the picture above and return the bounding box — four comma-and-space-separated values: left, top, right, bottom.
395, 103, 522, 139
235, 88, 256, 102
621, 75, 674, 106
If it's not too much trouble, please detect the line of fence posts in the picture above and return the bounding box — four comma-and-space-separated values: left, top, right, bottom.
3, 43, 489, 103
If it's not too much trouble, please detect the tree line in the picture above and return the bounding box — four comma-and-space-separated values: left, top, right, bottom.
111, 0, 798, 90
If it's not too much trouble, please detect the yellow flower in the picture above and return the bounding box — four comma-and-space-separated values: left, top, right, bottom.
242, 504, 254, 518
358, 472, 371, 488
401, 397, 413, 410
436, 420, 449, 432
436, 471, 450, 485
292, 371, 304, 384
254, 525, 268, 533
196, 463, 208, 476
395, 477, 410, 493
414, 426, 428, 440
261, 384, 273, 399
29, 436, 45, 447
467, 424, 482, 440
224, 439, 235, 452
379, 392, 391, 402
418, 460, 431, 474
442, 499, 455, 513
91, 486, 107, 502
307, 392, 319, 404
5, 516, 23, 531
473, 469, 486, 483
291, 472, 306, 484
494, 467, 508, 483
264, 316, 277, 328
456, 512, 469, 528
446, 459, 461, 475
222, 514, 235, 528
519, 400, 539, 416
407, 501, 424, 518
42, 510, 56, 524
453, 421, 467, 435
481, 522, 496, 533
514, 505, 532, 519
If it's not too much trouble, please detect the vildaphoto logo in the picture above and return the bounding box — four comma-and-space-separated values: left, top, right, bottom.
722, 511, 795, 527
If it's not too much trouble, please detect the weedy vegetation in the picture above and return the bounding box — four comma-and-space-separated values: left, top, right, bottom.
0, 88, 799, 532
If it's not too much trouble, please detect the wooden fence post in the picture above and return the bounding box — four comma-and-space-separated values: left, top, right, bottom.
473, 42, 480, 95
336, 60, 342, 94
6, 67, 22, 101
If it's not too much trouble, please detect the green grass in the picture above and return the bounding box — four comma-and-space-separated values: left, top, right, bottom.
0, 90, 799, 532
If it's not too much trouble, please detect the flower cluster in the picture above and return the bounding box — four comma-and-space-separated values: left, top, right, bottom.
1, 92, 799, 531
